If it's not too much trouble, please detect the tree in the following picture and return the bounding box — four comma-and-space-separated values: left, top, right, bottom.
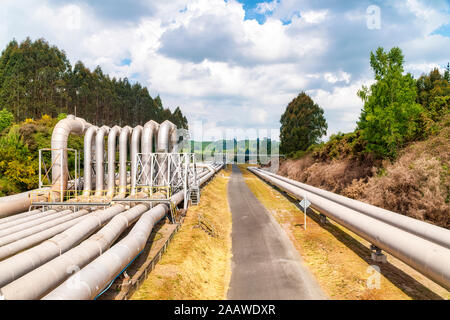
0, 108, 13, 132
0, 38, 189, 128
444, 63, 450, 82
280, 92, 327, 155
357, 47, 423, 158
416, 68, 449, 127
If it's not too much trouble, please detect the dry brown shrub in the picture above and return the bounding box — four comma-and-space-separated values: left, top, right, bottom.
278, 119, 449, 228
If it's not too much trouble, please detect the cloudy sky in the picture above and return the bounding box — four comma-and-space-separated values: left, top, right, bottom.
1, 0, 449, 140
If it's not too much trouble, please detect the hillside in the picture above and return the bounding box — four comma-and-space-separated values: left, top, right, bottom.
278, 114, 450, 228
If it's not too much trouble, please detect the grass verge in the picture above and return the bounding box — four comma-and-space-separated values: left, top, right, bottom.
130, 165, 232, 300
239, 165, 449, 300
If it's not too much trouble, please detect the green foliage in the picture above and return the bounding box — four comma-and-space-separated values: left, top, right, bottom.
416, 68, 450, 136
57, 113, 67, 121
0, 38, 188, 128
280, 92, 327, 154
311, 131, 366, 161
0, 125, 38, 194
0, 108, 13, 132
357, 47, 423, 158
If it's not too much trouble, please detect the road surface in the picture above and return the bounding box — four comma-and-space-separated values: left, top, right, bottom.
227, 165, 326, 300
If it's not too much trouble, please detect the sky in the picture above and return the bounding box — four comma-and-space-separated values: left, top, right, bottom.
0, 0, 449, 141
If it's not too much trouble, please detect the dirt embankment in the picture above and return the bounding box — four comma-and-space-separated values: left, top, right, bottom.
278, 123, 450, 229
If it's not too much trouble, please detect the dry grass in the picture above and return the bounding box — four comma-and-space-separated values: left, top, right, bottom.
278, 116, 450, 228
130, 165, 233, 300
239, 165, 449, 300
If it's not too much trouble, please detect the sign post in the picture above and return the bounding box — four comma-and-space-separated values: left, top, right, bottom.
299, 195, 311, 230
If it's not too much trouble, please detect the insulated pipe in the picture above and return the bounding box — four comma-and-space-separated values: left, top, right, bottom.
156, 120, 176, 186
0, 209, 85, 247
2, 203, 151, 299
0, 192, 33, 218
141, 120, 159, 186
51, 115, 91, 201
0, 205, 124, 287
0, 211, 89, 262
82, 126, 98, 196
156, 120, 176, 153
130, 126, 143, 196
44, 193, 183, 300
249, 168, 450, 290
43, 164, 223, 300
118, 126, 132, 198
256, 168, 450, 249
94, 126, 110, 197
0, 210, 59, 236
107, 126, 122, 198
0, 209, 50, 230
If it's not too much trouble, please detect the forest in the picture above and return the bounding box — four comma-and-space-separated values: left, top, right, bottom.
278, 47, 449, 228
0, 37, 189, 196
0, 37, 188, 129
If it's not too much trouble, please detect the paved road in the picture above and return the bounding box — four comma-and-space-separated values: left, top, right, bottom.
227, 165, 326, 300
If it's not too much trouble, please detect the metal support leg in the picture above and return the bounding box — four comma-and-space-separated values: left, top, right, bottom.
370, 244, 387, 263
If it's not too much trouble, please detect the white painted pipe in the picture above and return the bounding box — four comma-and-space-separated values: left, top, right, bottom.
51, 115, 91, 201
82, 126, 98, 196
0, 209, 53, 230
0, 210, 90, 262
94, 126, 110, 197
0, 209, 87, 247
0, 206, 124, 287
0, 210, 60, 236
250, 167, 450, 290
256, 168, 450, 249
130, 126, 143, 196
141, 120, 159, 186
118, 126, 132, 198
42, 164, 223, 300
107, 126, 122, 198
1, 203, 151, 299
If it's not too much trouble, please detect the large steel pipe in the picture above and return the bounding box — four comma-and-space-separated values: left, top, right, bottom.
1, 203, 151, 299
256, 168, 450, 249
0, 209, 53, 230
43, 164, 223, 300
94, 126, 110, 197
130, 125, 143, 196
51, 115, 91, 201
141, 120, 159, 186
82, 126, 98, 196
0, 210, 60, 236
249, 168, 450, 290
43, 193, 183, 300
106, 126, 122, 198
0, 192, 33, 219
118, 126, 132, 198
0, 210, 87, 247
0, 206, 124, 287
0, 211, 90, 262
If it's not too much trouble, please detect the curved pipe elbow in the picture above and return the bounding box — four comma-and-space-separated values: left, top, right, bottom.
51, 115, 91, 200
156, 120, 176, 153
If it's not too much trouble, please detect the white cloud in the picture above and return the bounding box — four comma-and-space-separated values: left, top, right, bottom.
0, 0, 449, 141
255, 1, 278, 14
302, 10, 328, 24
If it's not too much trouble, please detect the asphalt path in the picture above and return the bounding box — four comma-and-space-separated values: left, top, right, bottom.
227, 164, 326, 300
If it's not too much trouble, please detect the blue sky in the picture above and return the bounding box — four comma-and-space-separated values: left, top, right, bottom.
0, 0, 449, 140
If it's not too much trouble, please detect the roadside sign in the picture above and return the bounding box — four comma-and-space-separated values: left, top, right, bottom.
300, 199, 311, 209
300, 195, 310, 230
